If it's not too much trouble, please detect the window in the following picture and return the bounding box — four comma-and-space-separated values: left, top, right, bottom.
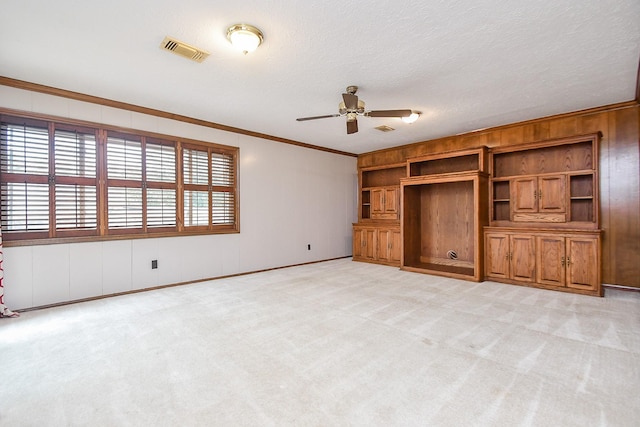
182, 145, 237, 230
0, 112, 239, 243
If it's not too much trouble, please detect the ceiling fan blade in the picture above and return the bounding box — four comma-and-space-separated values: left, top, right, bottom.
296, 114, 341, 121
365, 109, 413, 118
346, 119, 358, 134
342, 93, 358, 110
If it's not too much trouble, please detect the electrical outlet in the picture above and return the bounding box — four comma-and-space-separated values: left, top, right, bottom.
151, 260, 158, 269
307, 244, 311, 250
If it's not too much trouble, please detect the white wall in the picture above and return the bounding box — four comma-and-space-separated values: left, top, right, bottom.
0, 85, 358, 310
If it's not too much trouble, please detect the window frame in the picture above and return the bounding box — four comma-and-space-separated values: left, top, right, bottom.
0, 110, 239, 246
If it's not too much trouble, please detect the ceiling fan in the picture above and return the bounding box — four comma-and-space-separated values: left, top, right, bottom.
296, 85, 413, 134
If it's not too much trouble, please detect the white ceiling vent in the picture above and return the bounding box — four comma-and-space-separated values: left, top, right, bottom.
160, 36, 209, 63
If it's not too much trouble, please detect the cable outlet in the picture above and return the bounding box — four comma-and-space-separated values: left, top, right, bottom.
151, 260, 158, 269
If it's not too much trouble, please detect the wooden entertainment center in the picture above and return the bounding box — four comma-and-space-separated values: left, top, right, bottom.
353, 132, 603, 296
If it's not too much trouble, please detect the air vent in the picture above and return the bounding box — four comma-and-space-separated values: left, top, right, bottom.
374, 125, 395, 132
160, 36, 210, 63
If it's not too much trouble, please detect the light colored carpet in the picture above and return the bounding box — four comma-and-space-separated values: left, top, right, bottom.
1, 258, 639, 426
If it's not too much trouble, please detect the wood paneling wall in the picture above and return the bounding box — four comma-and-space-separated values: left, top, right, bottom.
359, 102, 640, 287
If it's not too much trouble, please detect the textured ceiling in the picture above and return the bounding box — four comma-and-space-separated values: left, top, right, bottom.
1, 0, 639, 154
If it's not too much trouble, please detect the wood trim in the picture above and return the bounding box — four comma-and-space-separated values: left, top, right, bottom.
0, 76, 357, 158
13, 256, 352, 313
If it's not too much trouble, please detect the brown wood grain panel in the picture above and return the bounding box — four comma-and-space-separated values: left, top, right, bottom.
402, 185, 422, 266
549, 117, 579, 139
606, 107, 640, 286
580, 112, 609, 135
419, 181, 474, 263
532, 121, 551, 142
500, 127, 525, 146
461, 133, 488, 148
597, 114, 612, 281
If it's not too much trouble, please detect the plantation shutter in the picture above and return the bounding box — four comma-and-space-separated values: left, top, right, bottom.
211, 152, 235, 225
106, 134, 143, 230
0, 119, 50, 236
183, 147, 209, 227
145, 141, 176, 229
53, 128, 98, 233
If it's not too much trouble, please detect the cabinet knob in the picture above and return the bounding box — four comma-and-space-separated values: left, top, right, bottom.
561, 256, 565, 266
566, 256, 571, 266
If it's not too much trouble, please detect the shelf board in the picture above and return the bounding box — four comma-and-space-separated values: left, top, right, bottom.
493, 199, 510, 202
570, 196, 593, 200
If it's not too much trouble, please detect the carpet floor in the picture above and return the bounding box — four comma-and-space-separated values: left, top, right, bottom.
1, 258, 639, 426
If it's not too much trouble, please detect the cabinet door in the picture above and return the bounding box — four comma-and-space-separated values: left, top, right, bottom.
378, 228, 401, 264
362, 228, 376, 260
371, 187, 399, 219
389, 229, 402, 263
485, 233, 510, 279
537, 235, 566, 286
510, 235, 536, 282
538, 175, 566, 213
384, 187, 398, 215
353, 228, 376, 261
512, 178, 537, 213
371, 189, 385, 216
378, 229, 401, 264
377, 229, 391, 262
566, 237, 599, 291
353, 228, 365, 258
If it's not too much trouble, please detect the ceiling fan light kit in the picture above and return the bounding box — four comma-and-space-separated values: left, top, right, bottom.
402, 111, 421, 124
226, 24, 264, 54
296, 86, 416, 134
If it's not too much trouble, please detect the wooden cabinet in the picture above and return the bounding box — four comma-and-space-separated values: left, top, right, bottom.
537, 235, 600, 291
371, 186, 398, 219
360, 164, 405, 221
485, 233, 536, 283
512, 175, 566, 222
485, 228, 601, 296
353, 225, 401, 266
353, 226, 376, 261
378, 228, 401, 263
490, 133, 599, 228
486, 133, 602, 296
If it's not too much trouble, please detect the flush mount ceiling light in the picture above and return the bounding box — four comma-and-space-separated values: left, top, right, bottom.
401, 111, 421, 124
226, 24, 264, 54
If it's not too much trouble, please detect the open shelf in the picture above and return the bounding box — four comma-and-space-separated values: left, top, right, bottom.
361, 165, 405, 188
407, 147, 487, 178
492, 180, 510, 221
568, 173, 594, 222
402, 172, 487, 281
492, 141, 593, 178
361, 188, 371, 219
570, 199, 594, 222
